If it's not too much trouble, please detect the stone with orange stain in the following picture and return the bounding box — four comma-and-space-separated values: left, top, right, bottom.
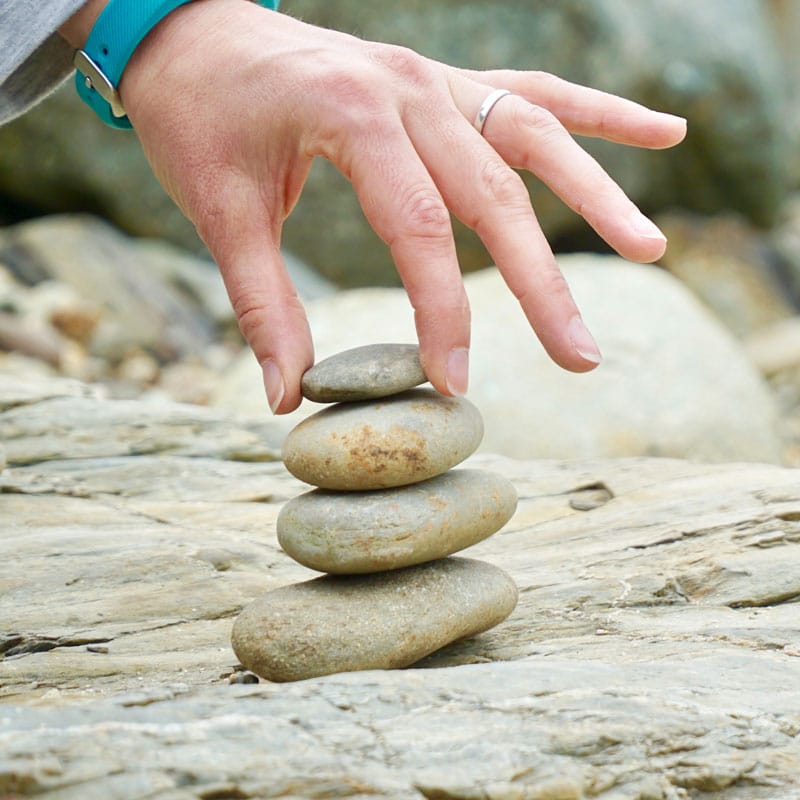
282, 388, 483, 490
277, 468, 517, 574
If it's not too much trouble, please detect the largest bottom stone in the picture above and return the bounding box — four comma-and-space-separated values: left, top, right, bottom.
231, 557, 518, 682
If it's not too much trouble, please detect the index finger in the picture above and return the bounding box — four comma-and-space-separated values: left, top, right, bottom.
345, 120, 472, 397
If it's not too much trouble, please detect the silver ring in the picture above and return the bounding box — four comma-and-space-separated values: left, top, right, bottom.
473, 89, 512, 135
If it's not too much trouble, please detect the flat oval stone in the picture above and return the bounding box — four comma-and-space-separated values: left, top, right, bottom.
302, 343, 426, 403
277, 469, 518, 574
231, 557, 518, 682
282, 388, 483, 490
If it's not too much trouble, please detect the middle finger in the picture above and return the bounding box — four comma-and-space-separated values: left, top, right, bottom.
405, 84, 601, 372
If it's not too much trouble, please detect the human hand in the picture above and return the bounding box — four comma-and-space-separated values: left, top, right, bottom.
116, 0, 686, 413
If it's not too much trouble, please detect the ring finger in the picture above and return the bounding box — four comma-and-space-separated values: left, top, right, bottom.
465, 85, 668, 263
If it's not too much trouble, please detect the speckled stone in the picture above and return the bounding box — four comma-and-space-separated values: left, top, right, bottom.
301, 343, 426, 403
277, 469, 518, 574
231, 557, 518, 682
282, 388, 483, 490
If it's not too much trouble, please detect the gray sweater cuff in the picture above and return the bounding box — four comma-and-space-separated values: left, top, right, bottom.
0, 0, 87, 125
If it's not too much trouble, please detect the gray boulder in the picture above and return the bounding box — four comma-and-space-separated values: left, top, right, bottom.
270, 0, 792, 283
0, 0, 790, 287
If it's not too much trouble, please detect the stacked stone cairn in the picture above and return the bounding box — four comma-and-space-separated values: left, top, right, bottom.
232, 344, 519, 682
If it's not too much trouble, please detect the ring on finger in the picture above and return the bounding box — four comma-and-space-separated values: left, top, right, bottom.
473, 89, 513, 135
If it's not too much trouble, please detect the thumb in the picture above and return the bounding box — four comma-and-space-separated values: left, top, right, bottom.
204, 207, 314, 415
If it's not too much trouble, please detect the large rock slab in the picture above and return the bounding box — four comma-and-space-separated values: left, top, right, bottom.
0, 370, 98, 411
0, 382, 800, 800
216, 256, 782, 463
0, 393, 286, 465
3, 656, 800, 799
3, 379, 800, 795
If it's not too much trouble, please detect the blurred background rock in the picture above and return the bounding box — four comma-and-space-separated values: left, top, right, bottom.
2, 0, 800, 465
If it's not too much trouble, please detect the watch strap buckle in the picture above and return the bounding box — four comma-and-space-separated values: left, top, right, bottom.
74, 49, 127, 119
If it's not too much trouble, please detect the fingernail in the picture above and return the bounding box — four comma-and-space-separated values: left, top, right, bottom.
445, 347, 469, 396
631, 212, 667, 241
660, 111, 687, 126
568, 316, 602, 364
262, 359, 285, 414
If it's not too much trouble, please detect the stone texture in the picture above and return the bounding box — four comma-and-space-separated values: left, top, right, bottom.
0, 215, 333, 399
231, 557, 518, 682
746, 316, 800, 376
277, 468, 518, 574
282, 388, 484, 490
0, 370, 97, 411
3, 660, 800, 799
657, 211, 797, 337
0, 384, 287, 465
772, 193, 800, 307
0, 214, 218, 362
301, 342, 427, 402
3, 380, 800, 794
217, 256, 783, 463
767, 0, 800, 186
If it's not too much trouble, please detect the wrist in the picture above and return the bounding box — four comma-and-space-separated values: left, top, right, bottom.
66, 0, 279, 129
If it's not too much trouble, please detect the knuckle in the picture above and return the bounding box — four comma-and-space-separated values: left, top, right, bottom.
311, 64, 386, 126
233, 300, 268, 345
310, 67, 392, 152
398, 186, 451, 239
480, 158, 528, 208
330, 74, 382, 117
593, 109, 614, 139
369, 44, 433, 86
231, 290, 302, 344
528, 70, 560, 90
568, 171, 618, 222
515, 103, 564, 143
506, 262, 572, 309
534, 266, 575, 309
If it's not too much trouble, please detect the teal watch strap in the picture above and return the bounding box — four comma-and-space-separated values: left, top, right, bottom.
74, 0, 280, 129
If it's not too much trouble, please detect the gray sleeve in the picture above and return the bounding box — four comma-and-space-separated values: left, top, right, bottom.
0, 0, 87, 125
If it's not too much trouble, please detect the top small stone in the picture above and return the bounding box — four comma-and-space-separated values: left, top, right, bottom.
301, 343, 427, 403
